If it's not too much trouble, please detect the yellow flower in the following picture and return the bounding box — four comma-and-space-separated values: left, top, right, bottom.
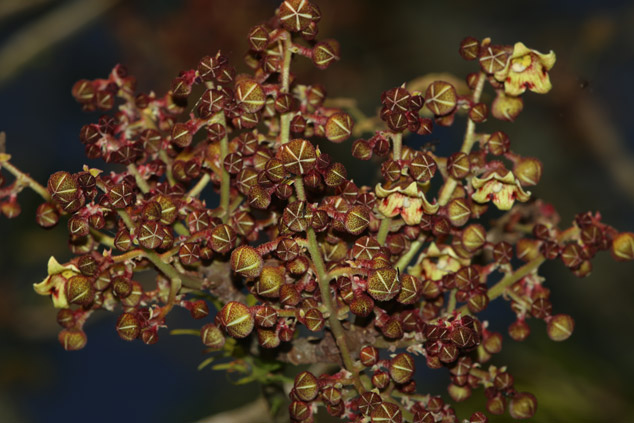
33, 256, 80, 308
375, 181, 438, 225
419, 243, 466, 281
471, 170, 531, 211
494, 42, 556, 97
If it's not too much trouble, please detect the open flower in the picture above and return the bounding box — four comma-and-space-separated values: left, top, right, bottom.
471, 169, 531, 211
375, 181, 438, 225
419, 242, 468, 281
33, 256, 80, 308
494, 42, 556, 97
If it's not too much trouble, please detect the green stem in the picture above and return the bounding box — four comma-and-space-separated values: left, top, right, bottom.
391, 132, 402, 161
294, 176, 306, 201
158, 150, 176, 187
187, 172, 210, 199
0, 155, 50, 201
218, 112, 231, 223
116, 209, 202, 290
453, 255, 545, 318
437, 72, 486, 207
295, 175, 363, 393
280, 32, 293, 146
395, 238, 423, 272
127, 163, 150, 194
377, 217, 391, 244
90, 227, 114, 248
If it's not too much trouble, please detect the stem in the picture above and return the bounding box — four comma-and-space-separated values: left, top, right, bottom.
307, 228, 363, 393
327, 266, 368, 281
294, 176, 306, 201
453, 255, 545, 318
279, 33, 293, 146
377, 217, 391, 244
437, 72, 486, 207
158, 150, 176, 186
116, 209, 202, 290
218, 111, 231, 223
0, 155, 50, 200
187, 172, 210, 199
89, 227, 114, 248
395, 238, 423, 272
447, 289, 457, 313
127, 163, 150, 194
391, 132, 402, 161
295, 175, 363, 393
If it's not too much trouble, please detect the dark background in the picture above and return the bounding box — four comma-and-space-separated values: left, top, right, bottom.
1, 0, 633, 421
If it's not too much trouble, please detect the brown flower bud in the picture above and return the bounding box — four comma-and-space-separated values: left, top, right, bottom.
370, 402, 402, 423
462, 224, 487, 251
220, 301, 254, 338
360, 345, 379, 367
509, 392, 537, 420
230, 245, 263, 278
116, 312, 140, 341
294, 371, 319, 401
325, 112, 353, 143
547, 314, 574, 341
255, 266, 284, 298
36, 202, 59, 228
447, 152, 471, 179
425, 81, 457, 116
611, 232, 634, 261
281, 139, 317, 175
65, 275, 94, 306
201, 323, 225, 349
459, 36, 480, 60
389, 353, 415, 384
367, 268, 400, 301
313, 39, 340, 69
58, 328, 87, 351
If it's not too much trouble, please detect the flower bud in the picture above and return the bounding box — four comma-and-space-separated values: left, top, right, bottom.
230, 245, 263, 278
116, 312, 141, 341
425, 81, 457, 116
509, 392, 537, 419
547, 314, 574, 341
220, 301, 254, 338
201, 323, 225, 349
389, 353, 415, 384
325, 112, 353, 143
367, 268, 400, 301
611, 232, 634, 261
58, 328, 87, 351
370, 402, 402, 423
514, 157, 542, 186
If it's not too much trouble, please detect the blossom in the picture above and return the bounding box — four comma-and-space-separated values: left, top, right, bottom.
471, 169, 531, 211
494, 42, 556, 97
419, 243, 467, 281
33, 256, 80, 308
375, 181, 438, 225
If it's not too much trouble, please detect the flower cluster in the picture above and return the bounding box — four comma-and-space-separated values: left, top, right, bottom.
1, 1, 633, 422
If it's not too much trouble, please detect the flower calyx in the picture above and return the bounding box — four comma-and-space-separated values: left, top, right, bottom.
471, 169, 530, 211
375, 181, 439, 225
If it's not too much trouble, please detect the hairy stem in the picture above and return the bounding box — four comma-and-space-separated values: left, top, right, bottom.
377, 217, 391, 244
218, 111, 231, 223
127, 163, 150, 194
279, 32, 293, 145
296, 175, 364, 393
453, 255, 545, 318
437, 72, 486, 206
0, 154, 50, 201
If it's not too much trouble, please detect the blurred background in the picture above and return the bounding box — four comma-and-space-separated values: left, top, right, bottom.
1, 0, 634, 421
